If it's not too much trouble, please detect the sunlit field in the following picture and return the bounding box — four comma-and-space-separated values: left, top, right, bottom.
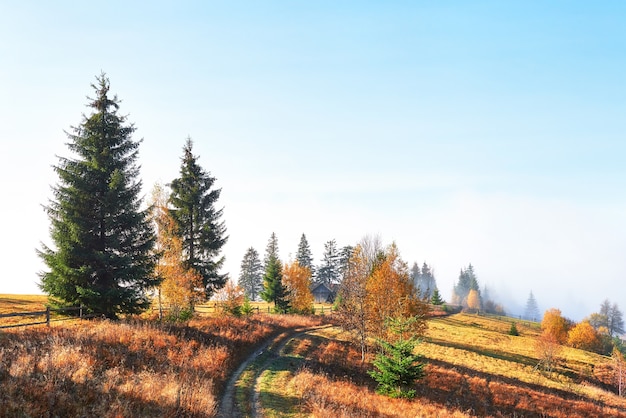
0, 294, 49, 315
258, 315, 626, 417
3, 295, 626, 417
0, 310, 325, 417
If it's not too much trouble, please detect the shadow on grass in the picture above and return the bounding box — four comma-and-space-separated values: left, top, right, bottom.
421, 357, 626, 417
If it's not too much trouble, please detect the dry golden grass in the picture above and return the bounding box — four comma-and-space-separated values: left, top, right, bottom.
291, 369, 469, 418
0, 294, 49, 314
271, 315, 626, 417
281, 328, 468, 417
0, 294, 52, 328
0, 313, 326, 417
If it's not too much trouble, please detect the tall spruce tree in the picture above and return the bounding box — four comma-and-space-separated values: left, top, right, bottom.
524, 291, 540, 321
317, 239, 341, 286
295, 233, 314, 276
169, 138, 227, 299
412, 262, 437, 299
338, 245, 354, 282
238, 247, 263, 301
453, 264, 479, 307
38, 74, 156, 319
260, 233, 288, 312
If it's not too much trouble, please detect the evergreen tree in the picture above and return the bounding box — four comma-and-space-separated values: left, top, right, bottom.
410, 262, 421, 286
413, 262, 437, 299
38, 74, 156, 319
169, 138, 227, 299
453, 267, 470, 305
264, 232, 280, 269
524, 291, 540, 321
600, 300, 625, 337
430, 288, 444, 305
317, 239, 341, 286
368, 317, 426, 399
238, 247, 263, 301
295, 233, 314, 276
260, 233, 288, 312
338, 245, 354, 282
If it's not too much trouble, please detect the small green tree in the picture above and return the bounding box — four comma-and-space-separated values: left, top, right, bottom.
368, 317, 426, 398
430, 288, 444, 305
509, 322, 519, 336
260, 233, 289, 313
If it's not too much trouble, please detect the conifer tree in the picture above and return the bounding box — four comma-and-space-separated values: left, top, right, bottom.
430, 288, 444, 305
524, 291, 540, 321
295, 233, 314, 276
317, 239, 341, 286
260, 233, 288, 312
238, 247, 263, 301
169, 138, 227, 299
413, 262, 437, 299
453, 264, 479, 308
39, 74, 156, 318
263, 232, 280, 269
368, 316, 426, 399
338, 245, 354, 282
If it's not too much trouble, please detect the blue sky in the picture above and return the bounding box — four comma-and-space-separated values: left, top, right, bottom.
1, 2, 625, 320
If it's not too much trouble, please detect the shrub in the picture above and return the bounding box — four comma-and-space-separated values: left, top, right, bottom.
509, 322, 519, 336
241, 297, 255, 316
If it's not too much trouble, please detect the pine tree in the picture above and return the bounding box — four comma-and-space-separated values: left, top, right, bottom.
238, 247, 263, 301
38, 74, 156, 319
263, 232, 280, 269
260, 233, 289, 312
453, 264, 479, 308
169, 138, 227, 299
368, 317, 426, 399
338, 245, 354, 282
413, 262, 437, 300
524, 291, 540, 321
430, 288, 444, 305
317, 239, 341, 286
295, 233, 314, 276
600, 300, 625, 337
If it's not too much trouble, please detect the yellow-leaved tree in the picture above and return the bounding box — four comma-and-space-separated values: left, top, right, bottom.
365, 243, 428, 341
541, 308, 570, 345
337, 245, 370, 362
151, 184, 203, 319
213, 280, 245, 316
282, 261, 314, 314
467, 289, 481, 312
567, 320, 602, 353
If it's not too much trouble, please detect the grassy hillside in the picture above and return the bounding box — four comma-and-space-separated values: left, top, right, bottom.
0, 294, 49, 314
2, 295, 625, 417
256, 314, 626, 417
0, 308, 326, 417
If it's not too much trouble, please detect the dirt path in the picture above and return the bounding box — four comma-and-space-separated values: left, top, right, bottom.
216, 325, 330, 418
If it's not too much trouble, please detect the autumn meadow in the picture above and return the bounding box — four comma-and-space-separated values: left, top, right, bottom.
2, 294, 626, 417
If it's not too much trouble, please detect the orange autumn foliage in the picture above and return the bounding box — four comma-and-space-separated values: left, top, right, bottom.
541, 308, 570, 345
568, 321, 602, 353
283, 261, 314, 313
365, 243, 428, 340
152, 184, 203, 313
467, 289, 481, 311
213, 280, 245, 315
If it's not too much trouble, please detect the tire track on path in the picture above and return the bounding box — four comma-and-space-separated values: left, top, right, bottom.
217, 325, 330, 418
